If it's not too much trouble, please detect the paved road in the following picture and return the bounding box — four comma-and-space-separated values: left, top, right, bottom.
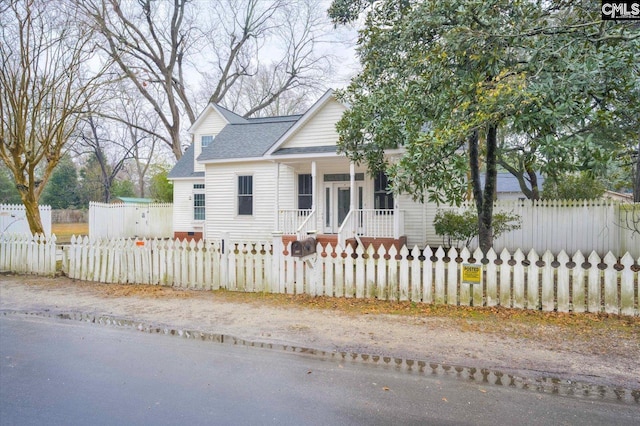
1, 315, 638, 425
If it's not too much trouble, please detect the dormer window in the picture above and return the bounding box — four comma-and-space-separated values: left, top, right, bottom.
201, 135, 214, 148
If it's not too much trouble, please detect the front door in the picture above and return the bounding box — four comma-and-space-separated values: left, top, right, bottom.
323, 183, 363, 233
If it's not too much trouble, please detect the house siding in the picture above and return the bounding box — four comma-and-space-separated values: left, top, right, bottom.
172, 179, 205, 235
205, 161, 277, 241
193, 108, 228, 173
278, 99, 346, 149
278, 164, 296, 210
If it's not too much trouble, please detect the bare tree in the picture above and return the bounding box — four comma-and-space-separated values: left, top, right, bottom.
78, 0, 346, 160
0, 0, 106, 234
112, 86, 163, 198
204, 0, 336, 117
73, 108, 146, 203
76, 0, 197, 160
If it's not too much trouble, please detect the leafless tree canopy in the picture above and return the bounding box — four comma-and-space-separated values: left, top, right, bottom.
76, 0, 346, 159
0, 0, 106, 234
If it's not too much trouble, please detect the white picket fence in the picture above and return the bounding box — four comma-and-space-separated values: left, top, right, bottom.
49, 235, 639, 316
0, 204, 52, 236
457, 199, 640, 258
89, 202, 173, 240
0, 233, 57, 275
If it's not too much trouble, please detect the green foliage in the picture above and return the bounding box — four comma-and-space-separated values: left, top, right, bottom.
0, 165, 21, 204
331, 0, 639, 248
111, 180, 136, 198
148, 164, 173, 202
542, 173, 606, 200
77, 156, 107, 204
434, 209, 521, 248
41, 156, 80, 209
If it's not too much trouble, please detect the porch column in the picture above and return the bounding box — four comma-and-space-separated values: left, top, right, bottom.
349, 162, 355, 211
393, 193, 400, 239
311, 161, 317, 211
274, 162, 280, 231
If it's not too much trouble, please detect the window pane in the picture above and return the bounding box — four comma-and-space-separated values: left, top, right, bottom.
298, 174, 312, 195
323, 173, 364, 182
238, 176, 253, 215
238, 176, 252, 195
298, 174, 312, 209
238, 196, 252, 215
374, 171, 394, 210
193, 193, 205, 220
298, 195, 312, 210
201, 135, 213, 147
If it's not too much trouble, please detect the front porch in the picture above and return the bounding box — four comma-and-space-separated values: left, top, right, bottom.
274, 158, 406, 248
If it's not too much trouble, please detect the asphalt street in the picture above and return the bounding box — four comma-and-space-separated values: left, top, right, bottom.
1, 314, 638, 425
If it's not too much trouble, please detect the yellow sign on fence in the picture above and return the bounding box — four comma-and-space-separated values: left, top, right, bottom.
462, 263, 482, 284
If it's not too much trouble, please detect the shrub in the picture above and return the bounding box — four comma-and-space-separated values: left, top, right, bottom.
434, 208, 521, 248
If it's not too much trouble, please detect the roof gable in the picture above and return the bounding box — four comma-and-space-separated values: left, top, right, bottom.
265, 90, 345, 156
188, 103, 247, 134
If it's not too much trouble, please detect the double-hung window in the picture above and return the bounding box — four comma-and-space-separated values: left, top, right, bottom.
238, 176, 253, 215
374, 171, 394, 210
298, 174, 312, 210
193, 184, 205, 221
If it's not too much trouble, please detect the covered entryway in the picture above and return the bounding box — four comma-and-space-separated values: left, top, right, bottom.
322, 180, 364, 234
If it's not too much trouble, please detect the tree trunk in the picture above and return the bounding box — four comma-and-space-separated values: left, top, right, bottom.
21, 192, 44, 235
480, 125, 498, 252
526, 166, 540, 200
634, 137, 640, 203
469, 126, 498, 254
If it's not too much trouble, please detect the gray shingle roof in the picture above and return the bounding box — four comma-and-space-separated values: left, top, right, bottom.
167, 144, 205, 179
215, 105, 247, 124
479, 172, 545, 193
197, 116, 300, 161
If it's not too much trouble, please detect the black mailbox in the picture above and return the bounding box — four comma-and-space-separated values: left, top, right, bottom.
291, 237, 316, 257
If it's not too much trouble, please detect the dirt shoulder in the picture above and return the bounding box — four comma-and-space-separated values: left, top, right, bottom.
1, 274, 638, 391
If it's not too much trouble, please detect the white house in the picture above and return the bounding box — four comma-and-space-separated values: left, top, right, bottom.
168, 90, 548, 248
168, 90, 443, 248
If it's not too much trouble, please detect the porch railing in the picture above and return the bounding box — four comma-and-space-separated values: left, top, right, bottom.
338, 209, 405, 248
296, 210, 317, 240
278, 209, 312, 235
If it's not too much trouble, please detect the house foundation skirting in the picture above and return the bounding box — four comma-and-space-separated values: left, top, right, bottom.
174, 231, 203, 242
282, 234, 406, 251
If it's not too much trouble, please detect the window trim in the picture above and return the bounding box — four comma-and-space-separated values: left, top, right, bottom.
297, 173, 313, 210
193, 183, 205, 221
374, 171, 394, 210
237, 175, 253, 216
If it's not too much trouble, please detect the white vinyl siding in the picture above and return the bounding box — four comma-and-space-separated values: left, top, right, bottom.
172, 179, 205, 234
205, 162, 278, 241
193, 108, 228, 173
278, 99, 346, 149
277, 165, 296, 210
396, 193, 429, 247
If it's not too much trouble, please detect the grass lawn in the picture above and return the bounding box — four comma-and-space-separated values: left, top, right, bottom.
52, 223, 88, 243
